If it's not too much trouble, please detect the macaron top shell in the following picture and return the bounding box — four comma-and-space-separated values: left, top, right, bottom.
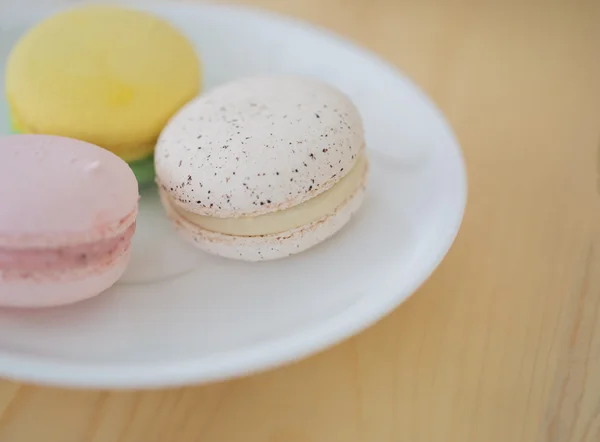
0, 135, 139, 248
155, 76, 365, 218
5, 4, 201, 152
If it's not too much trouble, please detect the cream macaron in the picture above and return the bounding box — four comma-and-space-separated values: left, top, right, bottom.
155, 76, 368, 261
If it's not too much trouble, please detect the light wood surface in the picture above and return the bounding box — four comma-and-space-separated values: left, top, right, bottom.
1, 0, 600, 440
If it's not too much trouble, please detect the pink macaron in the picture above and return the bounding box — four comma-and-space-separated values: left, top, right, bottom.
0, 135, 139, 308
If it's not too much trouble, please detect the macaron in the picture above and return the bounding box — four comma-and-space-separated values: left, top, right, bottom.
5, 4, 201, 186
155, 76, 368, 261
0, 135, 139, 308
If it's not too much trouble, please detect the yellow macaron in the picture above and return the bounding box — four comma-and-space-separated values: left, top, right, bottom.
5, 4, 201, 183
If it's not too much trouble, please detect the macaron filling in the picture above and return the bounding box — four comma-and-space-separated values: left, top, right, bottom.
167, 154, 368, 236
0, 222, 135, 274
128, 156, 156, 185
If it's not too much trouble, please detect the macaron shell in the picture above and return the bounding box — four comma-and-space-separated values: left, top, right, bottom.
5, 4, 201, 151
160, 173, 367, 262
0, 248, 131, 308
0, 135, 139, 248
155, 75, 364, 218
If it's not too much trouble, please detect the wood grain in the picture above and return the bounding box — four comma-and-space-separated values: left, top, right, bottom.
1, 0, 600, 440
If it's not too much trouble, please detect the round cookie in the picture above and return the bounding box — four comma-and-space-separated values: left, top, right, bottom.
156, 75, 368, 261
5, 4, 202, 185
0, 135, 139, 308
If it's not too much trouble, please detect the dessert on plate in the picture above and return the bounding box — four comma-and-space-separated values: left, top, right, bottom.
0, 135, 139, 308
5, 4, 202, 186
155, 75, 369, 261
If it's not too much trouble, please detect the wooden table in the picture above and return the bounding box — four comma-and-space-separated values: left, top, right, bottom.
1, 0, 599, 440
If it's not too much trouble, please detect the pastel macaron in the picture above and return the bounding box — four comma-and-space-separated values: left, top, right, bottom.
155, 75, 368, 261
5, 4, 201, 186
0, 135, 139, 308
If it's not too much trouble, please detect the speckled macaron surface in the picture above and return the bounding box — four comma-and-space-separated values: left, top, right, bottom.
155, 75, 368, 261
155, 75, 365, 218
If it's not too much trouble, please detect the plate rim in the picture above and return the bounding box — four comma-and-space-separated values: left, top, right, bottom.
0, 0, 468, 389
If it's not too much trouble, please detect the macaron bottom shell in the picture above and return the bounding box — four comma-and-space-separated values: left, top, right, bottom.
159, 181, 366, 262
0, 248, 131, 308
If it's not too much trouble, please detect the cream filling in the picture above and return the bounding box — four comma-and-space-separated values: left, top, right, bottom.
172, 154, 368, 236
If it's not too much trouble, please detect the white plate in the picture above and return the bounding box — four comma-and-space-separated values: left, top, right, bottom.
0, 1, 467, 389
